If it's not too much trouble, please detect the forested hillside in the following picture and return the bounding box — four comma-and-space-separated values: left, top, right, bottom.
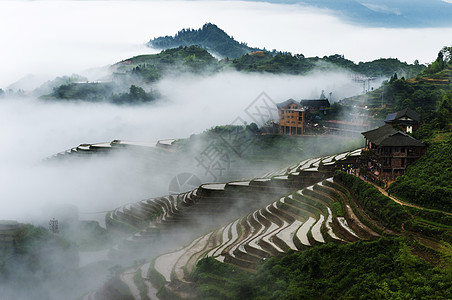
113, 45, 219, 82
148, 23, 262, 58
233, 52, 424, 78
43, 46, 216, 102
391, 133, 452, 213
193, 237, 451, 299
342, 48, 452, 121
147, 23, 425, 78
43, 24, 427, 102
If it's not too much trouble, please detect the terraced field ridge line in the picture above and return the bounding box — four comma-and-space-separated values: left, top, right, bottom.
311, 215, 325, 243
261, 221, 287, 253
154, 236, 202, 282
229, 181, 250, 186
296, 217, 316, 246
321, 155, 335, 164
206, 224, 229, 257
217, 219, 240, 256
174, 232, 213, 282
276, 220, 303, 250
337, 217, 359, 238
140, 262, 159, 300
243, 211, 267, 252
326, 207, 342, 241
119, 266, 141, 300
202, 183, 226, 190
334, 152, 348, 160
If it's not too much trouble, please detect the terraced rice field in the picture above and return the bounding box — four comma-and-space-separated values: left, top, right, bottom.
43, 139, 170, 161
145, 176, 383, 298
87, 148, 367, 298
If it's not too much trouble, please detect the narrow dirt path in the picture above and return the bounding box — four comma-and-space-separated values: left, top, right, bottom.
351, 173, 452, 216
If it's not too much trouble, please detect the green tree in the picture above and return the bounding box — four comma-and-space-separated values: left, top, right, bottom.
129, 85, 147, 101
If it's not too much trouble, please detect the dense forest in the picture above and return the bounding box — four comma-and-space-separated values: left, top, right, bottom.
147, 23, 262, 59
49, 82, 115, 101
113, 45, 220, 82
110, 85, 158, 104
233, 52, 424, 78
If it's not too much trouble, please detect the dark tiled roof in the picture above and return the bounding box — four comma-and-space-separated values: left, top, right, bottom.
362, 124, 425, 147
362, 125, 398, 144
384, 112, 397, 122
385, 107, 420, 123
300, 99, 330, 108
276, 98, 301, 109
379, 132, 426, 147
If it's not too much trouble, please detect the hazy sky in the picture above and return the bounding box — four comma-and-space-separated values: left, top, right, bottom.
250, 0, 452, 28
1, 0, 451, 87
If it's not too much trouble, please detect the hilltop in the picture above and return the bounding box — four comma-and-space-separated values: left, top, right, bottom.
147, 23, 262, 59
147, 23, 424, 77
112, 45, 219, 82
38, 24, 427, 103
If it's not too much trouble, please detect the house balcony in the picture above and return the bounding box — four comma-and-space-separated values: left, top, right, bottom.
392, 153, 408, 157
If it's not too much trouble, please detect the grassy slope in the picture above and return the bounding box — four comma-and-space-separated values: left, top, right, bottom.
390, 132, 452, 213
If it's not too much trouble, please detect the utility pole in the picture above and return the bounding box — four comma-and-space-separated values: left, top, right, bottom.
49, 218, 59, 234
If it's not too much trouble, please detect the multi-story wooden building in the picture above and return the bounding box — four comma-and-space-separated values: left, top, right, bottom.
384, 107, 420, 133
276, 99, 305, 135
361, 124, 427, 180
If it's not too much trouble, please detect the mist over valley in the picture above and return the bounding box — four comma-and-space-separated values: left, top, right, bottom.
1, 1, 451, 299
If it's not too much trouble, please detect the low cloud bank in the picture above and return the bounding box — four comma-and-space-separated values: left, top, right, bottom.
1, 69, 366, 222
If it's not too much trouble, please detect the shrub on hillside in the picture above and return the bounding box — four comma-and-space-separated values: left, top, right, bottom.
333, 171, 410, 231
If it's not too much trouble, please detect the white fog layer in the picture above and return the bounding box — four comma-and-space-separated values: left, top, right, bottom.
0, 70, 366, 221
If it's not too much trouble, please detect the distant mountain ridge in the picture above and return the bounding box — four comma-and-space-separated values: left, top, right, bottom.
147, 23, 263, 59
241, 0, 452, 28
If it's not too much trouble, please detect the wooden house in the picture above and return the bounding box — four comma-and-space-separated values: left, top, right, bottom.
276, 99, 305, 135
300, 99, 331, 114
361, 124, 426, 180
384, 107, 420, 133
